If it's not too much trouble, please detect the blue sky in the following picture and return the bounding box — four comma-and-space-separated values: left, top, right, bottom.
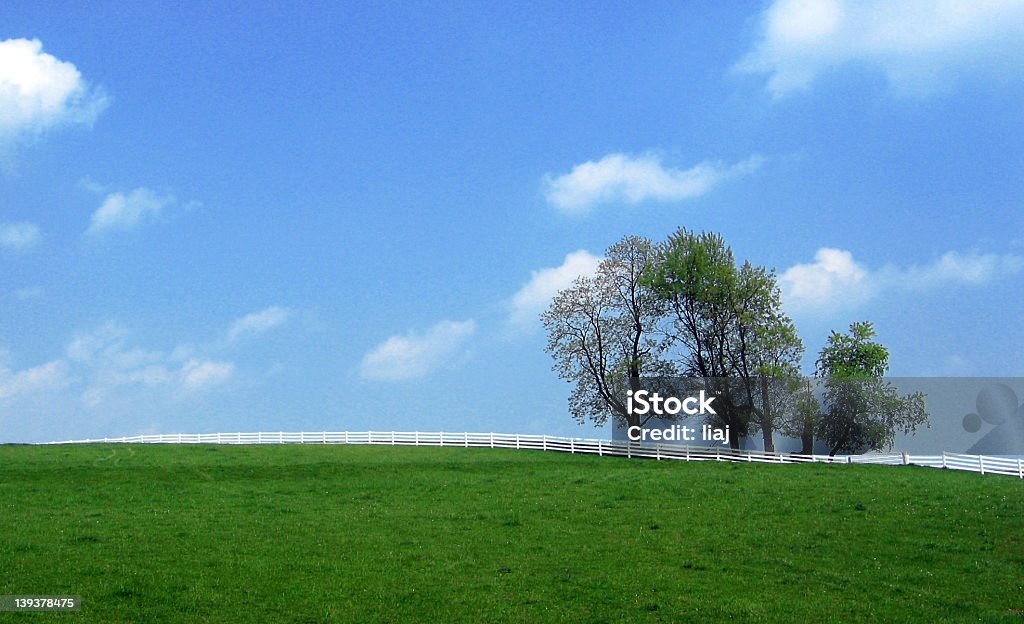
1, 1, 1023, 443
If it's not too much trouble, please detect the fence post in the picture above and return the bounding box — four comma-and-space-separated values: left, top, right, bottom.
627, 443, 631, 459
490, 432, 494, 448
902, 452, 909, 465
543, 436, 547, 452
571, 439, 575, 454
979, 455, 985, 476
656, 445, 661, 461
942, 452, 947, 469
715, 448, 720, 462
598, 440, 603, 456
1018, 458, 1022, 479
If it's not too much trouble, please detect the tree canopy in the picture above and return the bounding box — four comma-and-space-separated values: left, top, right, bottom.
643, 228, 803, 450
542, 231, 928, 455
542, 236, 673, 429
815, 322, 929, 455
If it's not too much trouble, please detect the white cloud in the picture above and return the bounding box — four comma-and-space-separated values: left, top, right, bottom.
890, 251, 1024, 289
227, 306, 291, 342
0, 322, 248, 440
544, 153, 764, 213
67, 323, 234, 405
0, 358, 70, 400
780, 247, 1024, 316
181, 359, 235, 391
86, 187, 177, 235
779, 247, 873, 314
0, 222, 41, 251
738, 0, 1024, 97
66, 321, 130, 364
360, 319, 476, 381
509, 250, 602, 326
0, 38, 108, 148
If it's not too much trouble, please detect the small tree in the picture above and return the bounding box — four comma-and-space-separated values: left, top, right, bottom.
815, 322, 928, 455
746, 308, 804, 453
779, 377, 820, 455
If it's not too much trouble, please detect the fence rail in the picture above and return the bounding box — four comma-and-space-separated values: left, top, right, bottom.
40, 431, 1024, 479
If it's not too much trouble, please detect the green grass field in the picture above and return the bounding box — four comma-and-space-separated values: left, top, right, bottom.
1, 444, 1021, 623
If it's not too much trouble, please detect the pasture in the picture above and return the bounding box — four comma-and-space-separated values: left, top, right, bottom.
1, 444, 1021, 622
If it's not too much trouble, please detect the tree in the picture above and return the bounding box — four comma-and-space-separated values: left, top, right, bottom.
741, 281, 804, 453
815, 321, 929, 455
644, 228, 803, 450
779, 377, 821, 455
542, 236, 673, 429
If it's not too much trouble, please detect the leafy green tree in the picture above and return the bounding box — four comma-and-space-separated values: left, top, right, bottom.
815, 322, 929, 455
542, 236, 674, 429
644, 228, 803, 450
746, 307, 804, 453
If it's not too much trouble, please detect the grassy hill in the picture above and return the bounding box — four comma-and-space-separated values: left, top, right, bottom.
1, 444, 1021, 623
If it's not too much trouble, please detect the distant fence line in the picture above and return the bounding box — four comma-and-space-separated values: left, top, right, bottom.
42, 431, 1024, 479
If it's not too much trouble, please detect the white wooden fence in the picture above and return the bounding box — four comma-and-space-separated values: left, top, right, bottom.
42, 431, 1024, 479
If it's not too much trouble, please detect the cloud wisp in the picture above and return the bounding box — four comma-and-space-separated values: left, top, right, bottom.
86, 187, 178, 236
360, 319, 476, 381
737, 0, 1024, 98
13, 286, 45, 300
66, 322, 234, 406
180, 359, 235, 391
0, 321, 237, 430
780, 247, 1024, 316
1, 306, 297, 413
0, 222, 41, 251
227, 306, 292, 342
0, 357, 70, 401
544, 153, 763, 213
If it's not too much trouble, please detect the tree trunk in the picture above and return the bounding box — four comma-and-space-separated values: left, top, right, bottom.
625, 367, 643, 430
760, 420, 774, 453
799, 422, 814, 455
759, 376, 775, 453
